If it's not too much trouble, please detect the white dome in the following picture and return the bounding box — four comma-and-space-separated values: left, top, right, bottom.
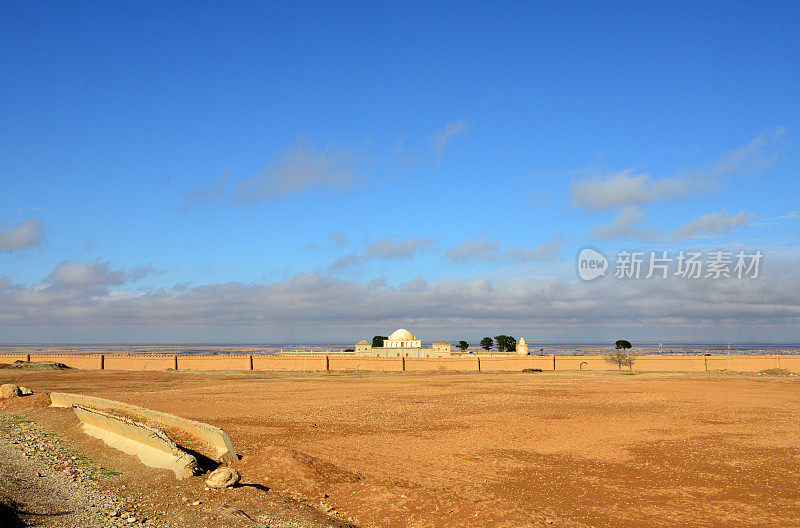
389, 328, 415, 341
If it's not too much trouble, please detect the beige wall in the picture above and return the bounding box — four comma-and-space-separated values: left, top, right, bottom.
480, 356, 554, 371
553, 355, 605, 370
706, 355, 782, 371
8, 352, 800, 373
628, 356, 707, 372
405, 356, 480, 371
779, 356, 800, 372
178, 355, 251, 370
328, 356, 404, 371
29, 354, 103, 369
0, 354, 30, 363
104, 355, 176, 371
252, 355, 327, 371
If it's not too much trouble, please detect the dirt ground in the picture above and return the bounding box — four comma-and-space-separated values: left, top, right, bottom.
2, 369, 800, 528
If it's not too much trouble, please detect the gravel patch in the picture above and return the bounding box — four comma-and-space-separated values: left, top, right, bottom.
0, 413, 176, 527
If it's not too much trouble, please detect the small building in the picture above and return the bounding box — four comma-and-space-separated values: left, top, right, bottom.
354, 328, 452, 358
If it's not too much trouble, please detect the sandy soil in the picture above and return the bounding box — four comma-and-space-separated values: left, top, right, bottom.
2, 369, 799, 528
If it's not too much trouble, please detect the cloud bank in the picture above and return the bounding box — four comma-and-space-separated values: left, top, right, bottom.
2, 259, 799, 341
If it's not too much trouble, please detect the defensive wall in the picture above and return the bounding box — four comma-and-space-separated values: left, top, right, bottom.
3, 352, 800, 373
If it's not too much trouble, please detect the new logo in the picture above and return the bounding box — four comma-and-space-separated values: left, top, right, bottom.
577, 248, 608, 281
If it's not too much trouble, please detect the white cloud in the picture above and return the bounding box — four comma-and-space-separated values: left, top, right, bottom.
591, 207, 655, 240
572, 170, 695, 212
445, 237, 499, 263
445, 236, 564, 263
305, 230, 350, 251
9, 260, 159, 310
186, 141, 360, 206
45, 260, 128, 287
675, 209, 753, 239
330, 236, 437, 270
504, 236, 565, 262
364, 236, 437, 259
0, 218, 45, 252
235, 142, 357, 202
571, 127, 786, 211
434, 119, 469, 162
329, 230, 349, 248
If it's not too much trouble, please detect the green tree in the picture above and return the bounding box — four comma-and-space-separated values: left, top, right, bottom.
457, 340, 470, 352
480, 337, 493, 351
494, 335, 517, 352
372, 335, 388, 347
615, 339, 632, 351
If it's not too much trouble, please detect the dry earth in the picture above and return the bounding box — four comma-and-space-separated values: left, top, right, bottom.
2, 368, 800, 528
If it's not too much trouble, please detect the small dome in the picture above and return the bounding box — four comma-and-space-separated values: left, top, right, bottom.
389, 328, 415, 341
519, 338, 526, 345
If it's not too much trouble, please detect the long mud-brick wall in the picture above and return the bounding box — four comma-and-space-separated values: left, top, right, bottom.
2, 353, 800, 373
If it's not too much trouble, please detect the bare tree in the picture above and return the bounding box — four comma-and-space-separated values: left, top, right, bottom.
605, 340, 636, 369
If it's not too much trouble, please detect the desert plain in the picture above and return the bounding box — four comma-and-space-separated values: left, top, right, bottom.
2, 368, 800, 528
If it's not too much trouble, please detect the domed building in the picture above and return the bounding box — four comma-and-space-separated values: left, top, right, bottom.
385, 328, 421, 348
354, 328, 452, 357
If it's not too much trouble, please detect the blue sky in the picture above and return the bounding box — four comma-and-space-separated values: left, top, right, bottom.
1, 1, 799, 343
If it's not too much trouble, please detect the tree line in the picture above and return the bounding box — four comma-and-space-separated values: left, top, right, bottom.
478, 335, 516, 352
371, 335, 518, 353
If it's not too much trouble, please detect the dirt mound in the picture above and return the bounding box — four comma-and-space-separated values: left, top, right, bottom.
240, 446, 360, 499
0, 393, 51, 411
0, 361, 71, 371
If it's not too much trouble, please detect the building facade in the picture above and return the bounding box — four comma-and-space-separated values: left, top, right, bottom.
354, 328, 452, 358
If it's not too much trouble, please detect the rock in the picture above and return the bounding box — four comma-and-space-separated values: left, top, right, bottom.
205, 466, 240, 489
174, 462, 199, 480
0, 383, 20, 399
18, 386, 33, 396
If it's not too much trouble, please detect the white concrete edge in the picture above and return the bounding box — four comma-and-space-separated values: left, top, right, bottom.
51, 392, 237, 463
73, 404, 199, 479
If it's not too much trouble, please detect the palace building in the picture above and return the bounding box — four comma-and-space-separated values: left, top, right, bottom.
354, 328, 452, 358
